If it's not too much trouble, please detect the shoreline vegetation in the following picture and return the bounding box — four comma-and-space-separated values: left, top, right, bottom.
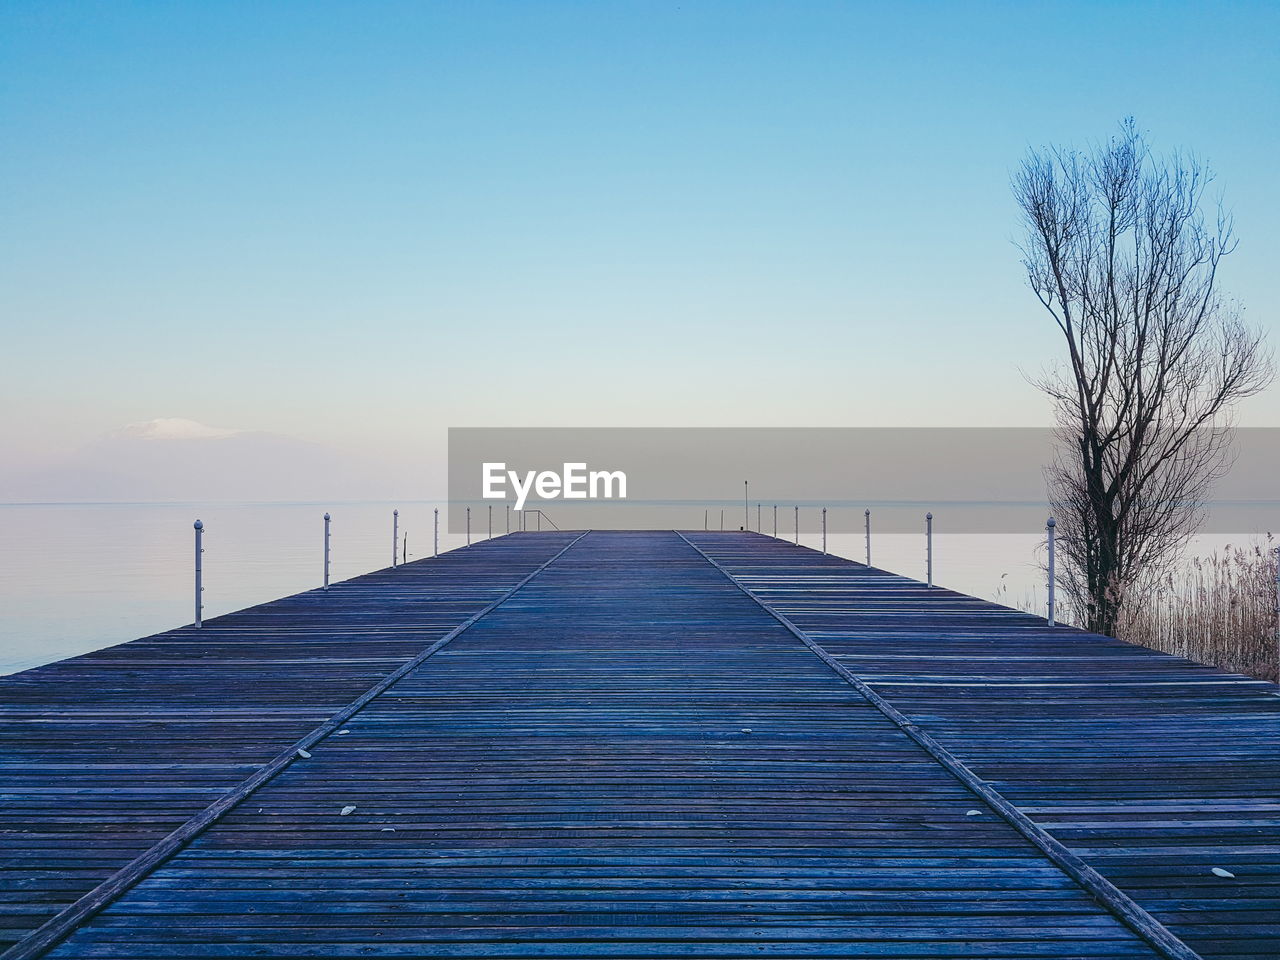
1006, 538, 1279, 682
1116, 538, 1278, 683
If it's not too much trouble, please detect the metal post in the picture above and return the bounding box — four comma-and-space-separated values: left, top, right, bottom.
704, 509, 708, 531
392, 509, 399, 567
433, 508, 439, 557
773, 505, 777, 538
719, 509, 723, 531
506, 505, 510, 535
323, 512, 331, 591
488, 504, 492, 540
757, 503, 761, 533
1046, 517, 1056, 626
864, 508, 871, 565
925, 512, 933, 588
1273, 547, 1279, 681
193, 520, 204, 628
822, 508, 827, 554
466, 507, 471, 546
744, 481, 749, 531
794, 506, 799, 545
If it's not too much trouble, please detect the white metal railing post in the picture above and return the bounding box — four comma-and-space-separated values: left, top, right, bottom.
925, 512, 933, 588
794, 506, 799, 545
864, 508, 871, 565
773, 504, 777, 538
193, 520, 204, 628
488, 505, 492, 540
822, 508, 827, 554
466, 507, 471, 546
1047, 517, 1056, 626
744, 481, 749, 531
704, 509, 708, 531
757, 503, 761, 533
323, 512, 331, 590
433, 508, 439, 557
506, 505, 510, 535
392, 509, 399, 567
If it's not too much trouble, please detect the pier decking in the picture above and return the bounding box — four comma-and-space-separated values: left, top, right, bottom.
1, 531, 1276, 959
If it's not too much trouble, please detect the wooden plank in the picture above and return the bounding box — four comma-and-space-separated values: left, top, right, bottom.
9, 530, 1275, 958
0, 533, 581, 956
32, 532, 1160, 959
679, 532, 1202, 960
686, 532, 1280, 960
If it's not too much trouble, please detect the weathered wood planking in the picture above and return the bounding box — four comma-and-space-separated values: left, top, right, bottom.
37, 532, 1161, 959
0, 534, 579, 952
686, 532, 1280, 960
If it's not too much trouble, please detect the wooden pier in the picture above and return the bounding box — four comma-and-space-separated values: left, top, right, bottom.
1, 531, 1276, 959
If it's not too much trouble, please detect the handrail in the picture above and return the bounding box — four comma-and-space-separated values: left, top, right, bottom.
521, 508, 559, 531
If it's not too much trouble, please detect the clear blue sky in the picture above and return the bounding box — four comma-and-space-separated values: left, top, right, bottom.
2, 1, 1278, 471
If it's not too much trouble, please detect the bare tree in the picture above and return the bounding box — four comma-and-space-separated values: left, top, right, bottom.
1014, 120, 1271, 636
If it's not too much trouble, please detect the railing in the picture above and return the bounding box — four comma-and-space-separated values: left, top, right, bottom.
185, 504, 1064, 630
748, 504, 1061, 618
520, 509, 559, 531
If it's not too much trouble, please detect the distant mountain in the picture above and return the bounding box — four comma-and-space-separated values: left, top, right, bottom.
114, 417, 241, 441
0, 419, 403, 502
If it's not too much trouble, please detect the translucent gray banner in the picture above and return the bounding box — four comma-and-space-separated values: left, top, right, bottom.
446, 427, 1280, 534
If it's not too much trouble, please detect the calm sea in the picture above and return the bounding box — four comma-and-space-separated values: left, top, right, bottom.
0, 501, 1259, 675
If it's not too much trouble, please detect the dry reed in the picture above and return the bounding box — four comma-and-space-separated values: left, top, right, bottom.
1004, 538, 1279, 682
1109, 538, 1277, 682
